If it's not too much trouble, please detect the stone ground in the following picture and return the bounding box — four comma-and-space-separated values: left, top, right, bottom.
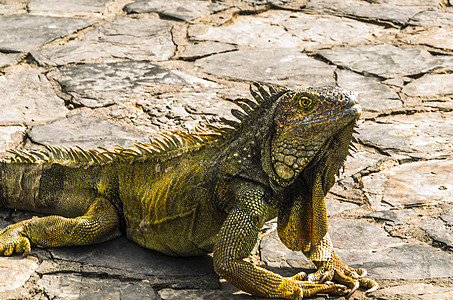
0, 0, 452, 299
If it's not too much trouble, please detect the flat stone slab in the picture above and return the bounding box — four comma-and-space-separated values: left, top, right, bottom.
196, 49, 336, 87
409, 10, 453, 27
371, 283, 453, 300
358, 111, 453, 158
362, 160, 453, 208
0, 14, 94, 53
124, 0, 231, 21
28, 114, 149, 149
179, 42, 236, 61
419, 219, 453, 249
28, 0, 109, 15
48, 237, 218, 287
330, 220, 453, 280
335, 69, 402, 114
319, 45, 453, 79
306, 0, 434, 25
0, 126, 26, 153
31, 17, 175, 66
49, 61, 191, 108
0, 53, 20, 69
0, 256, 39, 293
406, 27, 453, 51
0, 69, 68, 125
189, 11, 302, 49
402, 74, 453, 98
38, 273, 159, 300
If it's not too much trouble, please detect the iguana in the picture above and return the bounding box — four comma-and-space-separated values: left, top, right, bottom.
0, 82, 377, 299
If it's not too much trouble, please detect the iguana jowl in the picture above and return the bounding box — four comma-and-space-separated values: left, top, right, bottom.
0, 83, 378, 298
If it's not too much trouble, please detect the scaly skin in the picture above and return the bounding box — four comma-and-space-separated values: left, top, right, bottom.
0, 82, 378, 298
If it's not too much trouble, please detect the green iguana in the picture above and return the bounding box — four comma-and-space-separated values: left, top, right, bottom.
0, 82, 378, 299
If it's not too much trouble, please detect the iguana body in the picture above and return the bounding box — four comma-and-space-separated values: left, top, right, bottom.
0, 83, 377, 298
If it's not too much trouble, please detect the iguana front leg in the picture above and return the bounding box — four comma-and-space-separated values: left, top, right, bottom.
213, 183, 348, 299
304, 233, 379, 296
0, 196, 120, 256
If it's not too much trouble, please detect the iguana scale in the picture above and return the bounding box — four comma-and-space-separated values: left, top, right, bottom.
0, 82, 378, 299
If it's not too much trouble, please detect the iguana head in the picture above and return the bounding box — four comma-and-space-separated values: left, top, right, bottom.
268, 86, 361, 187
261, 85, 361, 251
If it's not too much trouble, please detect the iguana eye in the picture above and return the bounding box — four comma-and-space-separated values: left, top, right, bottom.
294, 93, 316, 109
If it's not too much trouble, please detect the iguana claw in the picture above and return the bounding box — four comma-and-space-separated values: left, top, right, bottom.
0, 221, 32, 257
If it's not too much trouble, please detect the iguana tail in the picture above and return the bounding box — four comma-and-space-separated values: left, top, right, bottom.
0, 159, 102, 218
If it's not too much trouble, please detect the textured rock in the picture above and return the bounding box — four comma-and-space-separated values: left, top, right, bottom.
124, 0, 231, 21
0, 53, 20, 69
49, 61, 190, 108
0, 14, 94, 53
281, 12, 397, 51
260, 228, 315, 269
371, 283, 453, 300
196, 49, 336, 86
306, 0, 434, 25
330, 220, 453, 280
406, 27, 453, 51
335, 69, 402, 113
28, 114, 149, 149
31, 17, 175, 66
28, 0, 109, 15
319, 45, 453, 79
409, 10, 453, 27
48, 237, 218, 289
362, 160, 453, 208
0, 256, 39, 292
189, 11, 302, 48
419, 219, 453, 249
38, 274, 159, 300
0, 69, 68, 124
0, 126, 26, 153
179, 42, 236, 60
402, 74, 453, 98
365, 209, 416, 225
358, 112, 453, 158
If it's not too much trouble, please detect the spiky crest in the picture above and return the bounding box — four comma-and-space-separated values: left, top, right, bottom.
0, 82, 288, 168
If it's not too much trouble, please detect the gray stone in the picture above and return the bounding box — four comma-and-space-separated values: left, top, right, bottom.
409, 10, 453, 27
440, 208, 453, 225
28, 0, 109, 15
371, 283, 453, 300
419, 219, 453, 249
330, 220, 453, 280
365, 209, 416, 225
49, 61, 190, 108
0, 69, 68, 125
124, 0, 231, 21
358, 112, 453, 158
306, 0, 434, 25
362, 160, 453, 208
179, 42, 236, 61
319, 45, 453, 79
0, 256, 39, 293
189, 11, 302, 49
31, 17, 175, 66
0, 14, 94, 53
325, 197, 359, 216
196, 49, 336, 87
335, 69, 402, 114
0, 3, 20, 14
28, 114, 149, 149
0, 53, 20, 69
0, 126, 26, 153
48, 237, 218, 288
260, 229, 315, 269
282, 12, 397, 51
38, 274, 159, 300
159, 283, 252, 300
402, 74, 453, 98
406, 27, 453, 52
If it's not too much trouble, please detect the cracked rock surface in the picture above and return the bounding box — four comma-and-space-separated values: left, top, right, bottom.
0, 0, 452, 299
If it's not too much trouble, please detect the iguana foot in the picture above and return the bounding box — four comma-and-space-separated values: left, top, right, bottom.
0, 220, 32, 256
310, 257, 378, 297
278, 276, 348, 299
